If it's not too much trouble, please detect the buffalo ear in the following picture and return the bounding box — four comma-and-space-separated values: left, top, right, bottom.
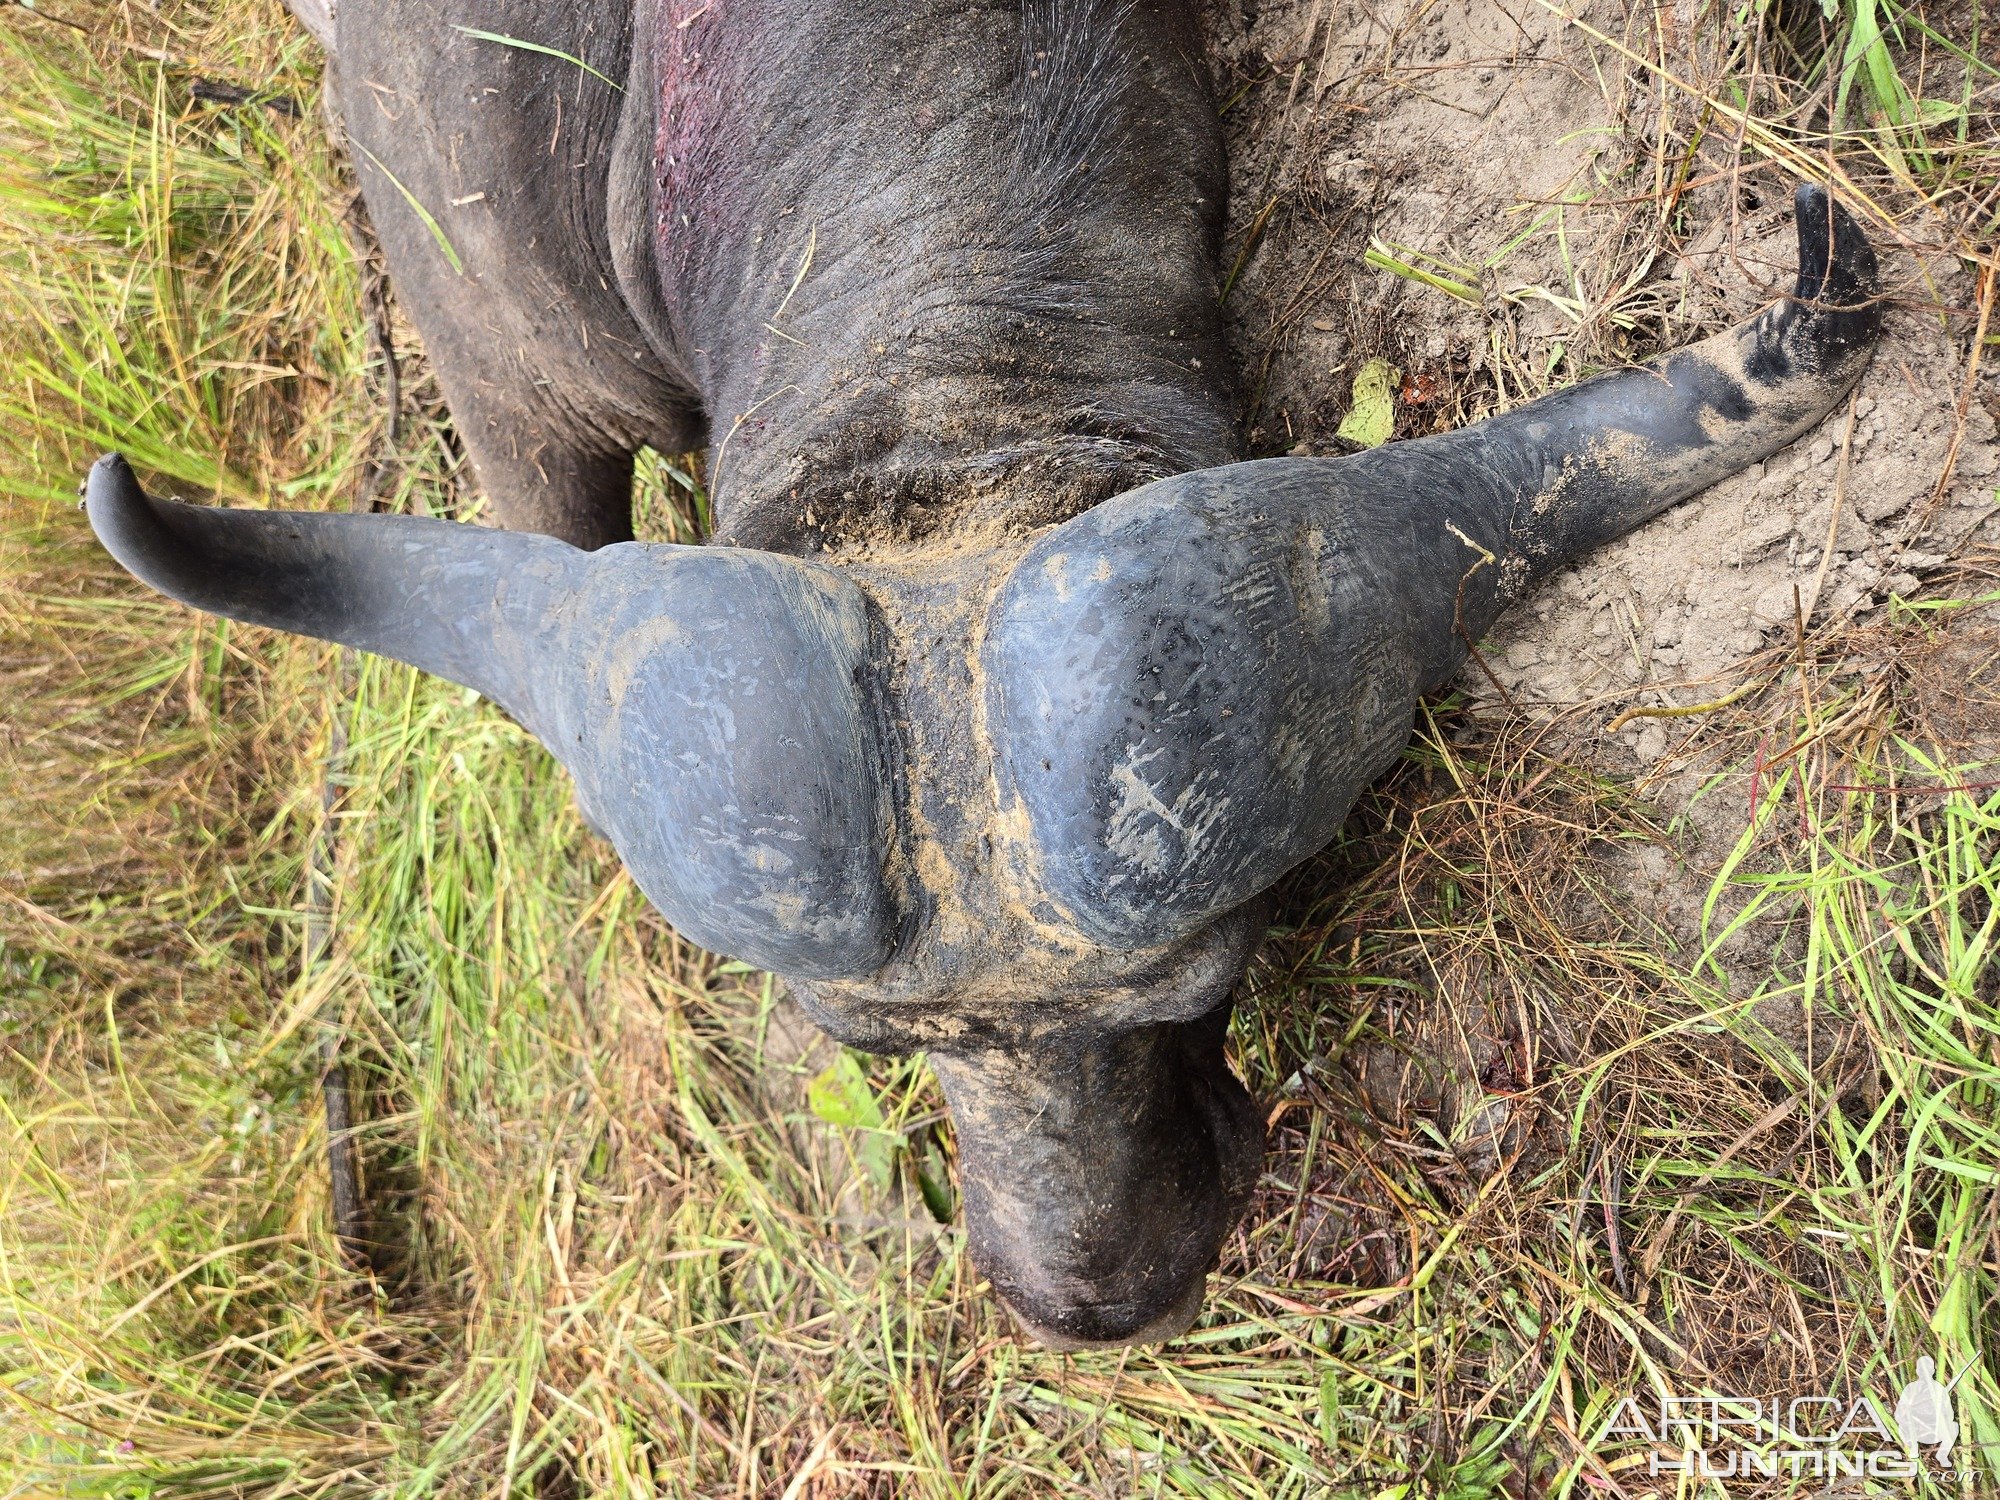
85, 453, 585, 730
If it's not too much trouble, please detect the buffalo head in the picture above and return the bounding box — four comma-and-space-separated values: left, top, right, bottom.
88, 184, 1877, 1345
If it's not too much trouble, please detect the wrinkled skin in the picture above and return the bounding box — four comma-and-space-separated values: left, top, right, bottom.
86, 0, 1881, 1347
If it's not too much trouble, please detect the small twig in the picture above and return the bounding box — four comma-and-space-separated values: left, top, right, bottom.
1823, 778, 2000, 795
319, 1019, 366, 1255
2, 1, 181, 65
1917, 254, 1996, 530
305, 702, 368, 1267
1799, 389, 1861, 627
710, 381, 801, 508
1603, 678, 1763, 734
345, 195, 402, 511
311, 195, 406, 1274
1220, 194, 1279, 305
1599, 1152, 1629, 1297
1446, 521, 1520, 712
0, 0, 89, 35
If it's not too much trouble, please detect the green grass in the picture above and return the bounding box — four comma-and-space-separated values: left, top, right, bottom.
2, 1, 1996, 1496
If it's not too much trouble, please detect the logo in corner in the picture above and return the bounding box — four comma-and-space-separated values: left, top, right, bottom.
1610, 1354, 1982, 1481
1894, 1355, 1964, 1466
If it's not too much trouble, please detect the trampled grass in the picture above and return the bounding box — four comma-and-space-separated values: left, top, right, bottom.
2, 2, 1995, 1497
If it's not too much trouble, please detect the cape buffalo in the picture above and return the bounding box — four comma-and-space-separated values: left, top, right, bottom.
87, 0, 1878, 1346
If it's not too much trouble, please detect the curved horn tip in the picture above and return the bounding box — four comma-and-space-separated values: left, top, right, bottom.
1791, 182, 1879, 313
83, 453, 164, 574
84, 451, 141, 509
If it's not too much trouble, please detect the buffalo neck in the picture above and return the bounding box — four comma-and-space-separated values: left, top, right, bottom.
650, 0, 1241, 554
